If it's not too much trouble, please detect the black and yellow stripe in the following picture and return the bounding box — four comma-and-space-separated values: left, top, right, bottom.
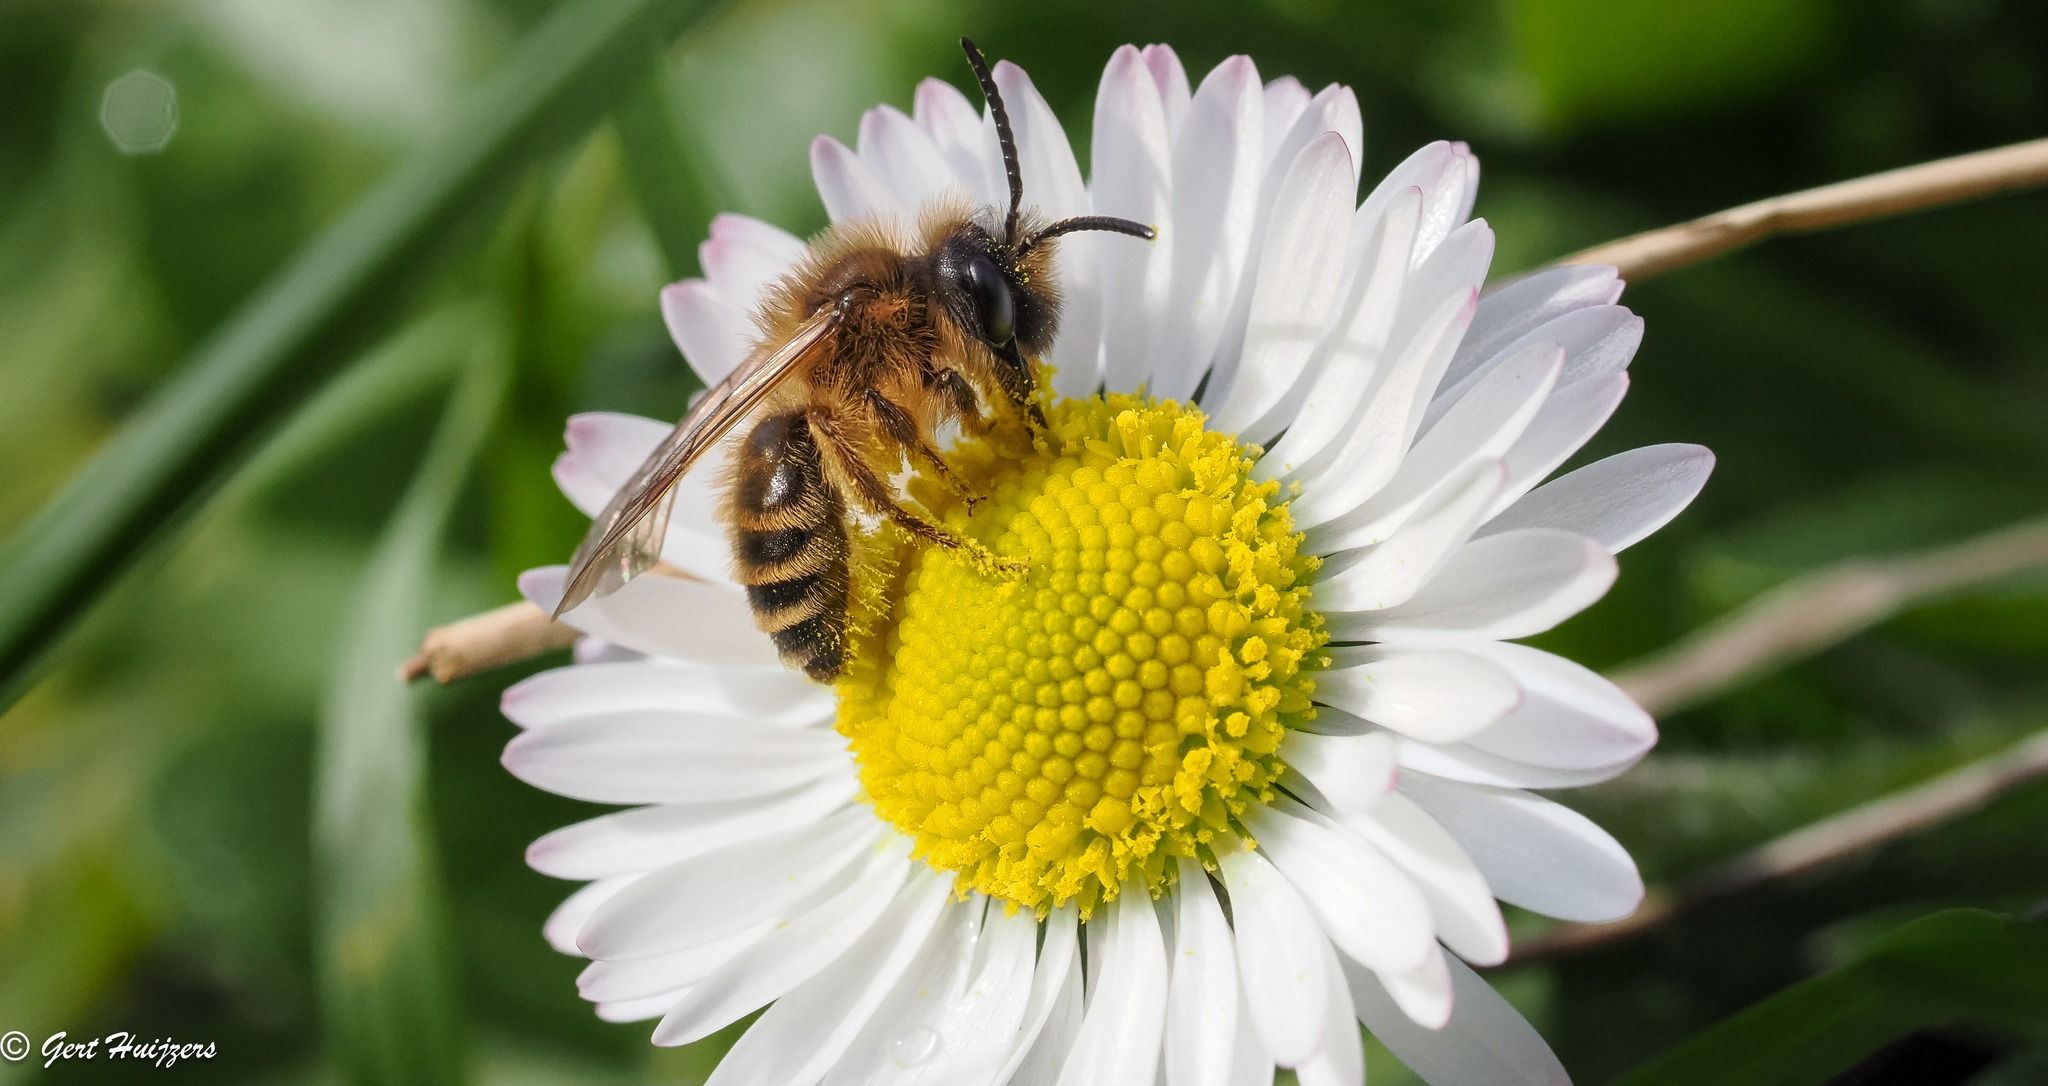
726, 411, 849, 683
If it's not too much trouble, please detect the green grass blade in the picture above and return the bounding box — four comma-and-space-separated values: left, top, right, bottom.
0, 0, 732, 709
313, 324, 508, 1086
615, 45, 734, 280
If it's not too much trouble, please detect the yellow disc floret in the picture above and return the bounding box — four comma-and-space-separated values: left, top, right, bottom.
836, 395, 1325, 917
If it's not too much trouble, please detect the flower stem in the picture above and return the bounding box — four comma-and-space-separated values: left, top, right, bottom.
1560, 137, 2048, 280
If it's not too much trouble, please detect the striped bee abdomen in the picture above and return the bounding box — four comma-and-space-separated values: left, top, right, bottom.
726, 411, 849, 683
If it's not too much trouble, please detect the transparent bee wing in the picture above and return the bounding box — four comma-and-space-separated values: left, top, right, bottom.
553, 308, 841, 618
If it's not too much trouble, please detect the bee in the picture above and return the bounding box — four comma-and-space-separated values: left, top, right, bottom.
553, 37, 1154, 682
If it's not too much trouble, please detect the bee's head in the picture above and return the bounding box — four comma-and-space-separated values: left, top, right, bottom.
934, 39, 1153, 367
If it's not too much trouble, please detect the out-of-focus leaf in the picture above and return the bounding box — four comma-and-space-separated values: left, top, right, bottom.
1617, 909, 2048, 1086
313, 330, 507, 1086
615, 47, 731, 281
1508, 0, 1835, 132
0, 0, 734, 710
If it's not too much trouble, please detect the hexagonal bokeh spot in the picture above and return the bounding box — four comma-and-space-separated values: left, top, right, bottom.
100, 69, 179, 154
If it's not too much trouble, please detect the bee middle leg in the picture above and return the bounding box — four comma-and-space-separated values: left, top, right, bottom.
864, 388, 979, 508
807, 406, 1024, 577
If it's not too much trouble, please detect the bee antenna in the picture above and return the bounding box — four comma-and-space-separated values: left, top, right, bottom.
1017, 215, 1157, 260
961, 37, 1024, 245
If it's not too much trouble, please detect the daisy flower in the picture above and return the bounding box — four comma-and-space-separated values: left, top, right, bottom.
502, 42, 1712, 1085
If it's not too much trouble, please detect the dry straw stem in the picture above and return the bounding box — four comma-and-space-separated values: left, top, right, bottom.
401, 562, 689, 683
1559, 137, 2048, 280
397, 600, 577, 683
1614, 515, 2048, 717
1510, 729, 2048, 965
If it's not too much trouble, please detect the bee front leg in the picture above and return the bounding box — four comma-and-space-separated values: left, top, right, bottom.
991, 341, 1050, 432
928, 366, 989, 436
809, 407, 1025, 578
865, 388, 982, 511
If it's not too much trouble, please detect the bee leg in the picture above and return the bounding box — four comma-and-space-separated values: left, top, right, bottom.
865, 388, 981, 510
809, 407, 1025, 578
992, 341, 1050, 431
929, 366, 990, 436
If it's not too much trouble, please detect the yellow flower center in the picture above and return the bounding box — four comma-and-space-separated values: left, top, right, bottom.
835, 395, 1325, 917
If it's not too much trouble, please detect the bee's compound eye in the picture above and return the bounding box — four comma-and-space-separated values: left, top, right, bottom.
964, 253, 1015, 346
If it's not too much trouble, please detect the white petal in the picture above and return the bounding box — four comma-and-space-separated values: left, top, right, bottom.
544, 876, 629, 954
1312, 459, 1506, 608
837, 904, 1038, 1086
1348, 793, 1508, 966
988, 61, 1101, 398
1315, 343, 1558, 552
1260, 77, 1313, 160
988, 907, 1080, 1085
1407, 142, 1478, 265
1327, 530, 1615, 644
1449, 263, 1623, 392
1394, 219, 1495, 353
500, 706, 845, 805
1348, 953, 1571, 1086
1393, 737, 1641, 790
1370, 943, 1455, 1028
1207, 131, 1356, 442
577, 919, 772, 1003
658, 279, 755, 387
501, 659, 829, 731
914, 77, 995, 200
665, 854, 922, 1053
1291, 938, 1363, 1086
1166, 862, 1240, 1086
858, 104, 963, 210
824, 898, 992, 1084
1288, 287, 1477, 528
571, 636, 637, 666
1152, 55, 1264, 401
1006, 934, 1084, 1086
551, 414, 736, 585
1258, 186, 1421, 480
1458, 641, 1656, 773
526, 775, 858, 879
523, 566, 776, 668
1482, 443, 1714, 552
1203, 86, 1361, 422
575, 808, 882, 959
812, 134, 903, 224
1310, 646, 1520, 744
1248, 798, 1435, 976
1278, 730, 1396, 815
1092, 45, 1175, 396
706, 869, 952, 1086
559, 412, 669, 490
1229, 993, 1276, 1086
1055, 889, 1169, 1086
596, 990, 686, 1023
1143, 45, 1193, 129
700, 213, 805, 312
1399, 773, 1643, 923
1431, 304, 1640, 434
1277, 84, 1362, 186
1488, 375, 1631, 519
1220, 847, 1330, 1064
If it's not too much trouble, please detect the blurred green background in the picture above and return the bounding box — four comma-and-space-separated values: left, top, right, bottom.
3, 0, 2046, 1083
